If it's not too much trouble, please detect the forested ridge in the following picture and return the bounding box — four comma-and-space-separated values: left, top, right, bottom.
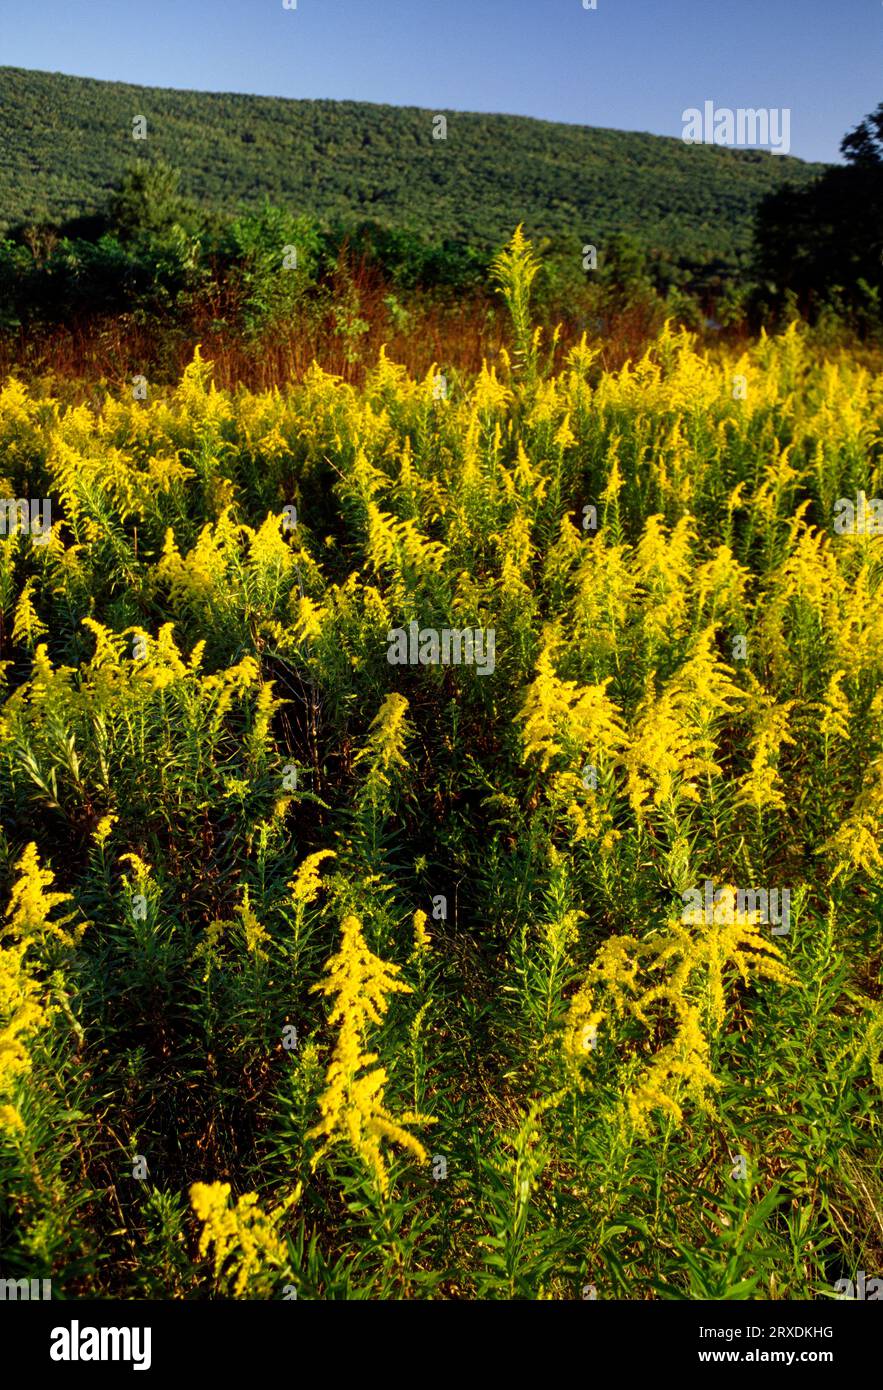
0, 66, 822, 272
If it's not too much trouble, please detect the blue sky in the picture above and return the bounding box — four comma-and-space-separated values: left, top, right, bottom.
1, 0, 879, 163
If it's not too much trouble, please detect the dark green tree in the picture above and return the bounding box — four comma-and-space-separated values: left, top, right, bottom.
109, 160, 201, 242
753, 103, 883, 331
597, 233, 656, 313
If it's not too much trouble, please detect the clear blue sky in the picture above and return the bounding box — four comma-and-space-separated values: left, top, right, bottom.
1, 0, 879, 164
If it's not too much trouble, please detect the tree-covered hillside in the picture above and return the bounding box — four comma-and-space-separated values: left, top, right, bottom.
0, 66, 823, 270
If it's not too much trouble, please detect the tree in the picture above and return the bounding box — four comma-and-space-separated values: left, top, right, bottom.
109, 160, 200, 242
597, 233, 656, 314
753, 103, 883, 331
224, 203, 321, 335
840, 102, 883, 167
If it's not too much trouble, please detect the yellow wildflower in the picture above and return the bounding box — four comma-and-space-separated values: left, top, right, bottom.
354, 693, 413, 804
11, 579, 48, 648
565, 887, 794, 1134
5, 842, 83, 947
236, 885, 270, 960
518, 631, 625, 773
93, 814, 118, 848
308, 913, 433, 1193
412, 909, 431, 954
288, 850, 336, 905
190, 1181, 300, 1297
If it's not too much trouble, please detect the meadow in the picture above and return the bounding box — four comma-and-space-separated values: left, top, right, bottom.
0, 231, 881, 1299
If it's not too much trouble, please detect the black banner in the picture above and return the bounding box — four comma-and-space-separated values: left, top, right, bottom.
5, 1296, 877, 1378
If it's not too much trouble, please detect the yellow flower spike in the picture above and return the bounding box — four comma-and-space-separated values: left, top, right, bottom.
565, 889, 795, 1134
11, 579, 48, 649
5, 843, 84, 948
308, 913, 434, 1194
736, 683, 797, 815
119, 851, 152, 883
625, 627, 744, 821
354, 692, 413, 804
824, 756, 883, 880
517, 631, 625, 774
0, 939, 48, 1128
235, 885, 271, 960
290, 594, 328, 645
1, 846, 87, 1130
818, 669, 850, 744
412, 909, 431, 954
190, 1181, 300, 1297
93, 815, 118, 849
288, 849, 336, 906
0, 1103, 25, 1135
81, 617, 127, 670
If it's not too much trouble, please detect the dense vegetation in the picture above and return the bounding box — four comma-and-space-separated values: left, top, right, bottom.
0, 66, 820, 270
4, 70, 883, 389
0, 234, 880, 1299
755, 101, 883, 331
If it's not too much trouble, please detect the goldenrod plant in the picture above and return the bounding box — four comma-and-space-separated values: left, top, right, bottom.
0, 236, 880, 1298
308, 912, 433, 1194
190, 1181, 301, 1297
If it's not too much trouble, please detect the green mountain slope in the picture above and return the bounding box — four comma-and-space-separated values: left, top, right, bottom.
0, 66, 824, 266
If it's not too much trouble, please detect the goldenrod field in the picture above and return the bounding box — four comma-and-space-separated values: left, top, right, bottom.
1, 235, 881, 1299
